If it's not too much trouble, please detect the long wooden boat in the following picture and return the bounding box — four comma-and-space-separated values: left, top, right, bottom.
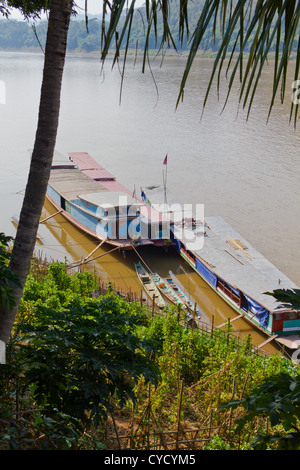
45, 151, 168, 250
141, 184, 300, 350
135, 262, 166, 309
149, 272, 199, 316
164, 277, 200, 315
149, 273, 184, 306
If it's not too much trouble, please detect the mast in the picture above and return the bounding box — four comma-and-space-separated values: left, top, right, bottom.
163, 154, 168, 208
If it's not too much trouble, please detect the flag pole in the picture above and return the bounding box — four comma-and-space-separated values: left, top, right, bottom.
163, 154, 168, 207
132, 184, 136, 201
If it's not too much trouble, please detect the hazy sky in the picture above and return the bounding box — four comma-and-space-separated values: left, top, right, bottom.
76, 0, 145, 14
8, 1, 145, 19
75, 0, 102, 15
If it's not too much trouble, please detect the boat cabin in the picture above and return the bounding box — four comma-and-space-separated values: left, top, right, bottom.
46, 157, 150, 246
71, 191, 143, 241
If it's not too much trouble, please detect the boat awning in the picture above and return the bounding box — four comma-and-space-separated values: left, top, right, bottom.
69, 152, 116, 181
78, 191, 144, 210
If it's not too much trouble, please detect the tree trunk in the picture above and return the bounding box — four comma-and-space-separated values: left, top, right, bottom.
0, 0, 73, 344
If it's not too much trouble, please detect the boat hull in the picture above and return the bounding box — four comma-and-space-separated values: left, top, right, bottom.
149, 273, 185, 307
135, 263, 166, 309
45, 191, 143, 250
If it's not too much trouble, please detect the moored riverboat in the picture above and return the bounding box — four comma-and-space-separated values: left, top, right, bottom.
135, 262, 166, 309
150, 272, 199, 316
141, 184, 300, 350
45, 152, 169, 250
69, 152, 172, 247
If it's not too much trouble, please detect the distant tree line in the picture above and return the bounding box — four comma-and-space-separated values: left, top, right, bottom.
1, 3, 298, 54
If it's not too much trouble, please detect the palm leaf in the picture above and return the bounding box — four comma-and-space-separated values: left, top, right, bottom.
265, 288, 300, 311
99, 0, 300, 125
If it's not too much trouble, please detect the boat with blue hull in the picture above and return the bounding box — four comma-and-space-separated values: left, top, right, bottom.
164, 277, 199, 315
45, 152, 168, 250
141, 184, 300, 350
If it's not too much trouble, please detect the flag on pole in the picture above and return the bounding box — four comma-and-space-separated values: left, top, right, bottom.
163, 154, 168, 165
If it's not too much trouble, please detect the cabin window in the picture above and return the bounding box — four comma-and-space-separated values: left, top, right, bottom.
285, 311, 298, 321
187, 250, 196, 262
217, 279, 240, 305
240, 294, 248, 311
273, 313, 282, 321
181, 246, 196, 264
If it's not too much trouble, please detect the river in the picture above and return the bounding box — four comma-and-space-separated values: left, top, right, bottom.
0, 50, 299, 354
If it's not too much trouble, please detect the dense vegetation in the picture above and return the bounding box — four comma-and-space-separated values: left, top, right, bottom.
1, 230, 300, 450
0, 2, 299, 54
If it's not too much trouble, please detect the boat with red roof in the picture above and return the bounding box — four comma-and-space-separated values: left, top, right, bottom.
46, 151, 171, 250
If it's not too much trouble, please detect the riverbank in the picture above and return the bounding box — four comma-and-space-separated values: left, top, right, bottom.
1, 256, 295, 450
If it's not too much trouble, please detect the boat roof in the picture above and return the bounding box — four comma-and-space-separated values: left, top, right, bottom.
51, 150, 77, 169
199, 215, 298, 312
141, 185, 195, 220
78, 191, 144, 209
142, 185, 299, 313
69, 152, 116, 181
49, 164, 108, 201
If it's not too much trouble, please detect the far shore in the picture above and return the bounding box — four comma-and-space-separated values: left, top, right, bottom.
0, 47, 296, 63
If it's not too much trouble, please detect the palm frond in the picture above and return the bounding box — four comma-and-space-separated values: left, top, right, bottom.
100, 0, 300, 125
178, 0, 300, 124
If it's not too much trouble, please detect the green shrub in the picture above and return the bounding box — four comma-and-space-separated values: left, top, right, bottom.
14, 293, 160, 428
0, 233, 20, 311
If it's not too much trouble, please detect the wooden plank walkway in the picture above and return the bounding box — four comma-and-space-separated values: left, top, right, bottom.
257, 335, 278, 349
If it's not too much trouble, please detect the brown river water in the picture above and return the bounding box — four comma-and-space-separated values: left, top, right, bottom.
1, 51, 299, 355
